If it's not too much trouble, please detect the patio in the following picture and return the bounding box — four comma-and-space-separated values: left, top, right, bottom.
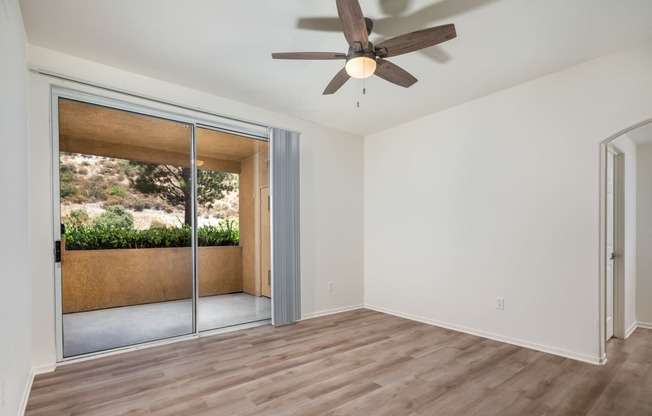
63, 293, 270, 357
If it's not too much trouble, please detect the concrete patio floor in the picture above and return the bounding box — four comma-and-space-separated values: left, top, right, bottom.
63, 293, 271, 357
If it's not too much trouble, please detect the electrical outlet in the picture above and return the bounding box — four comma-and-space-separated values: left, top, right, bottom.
328, 281, 335, 292
496, 297, 505, 310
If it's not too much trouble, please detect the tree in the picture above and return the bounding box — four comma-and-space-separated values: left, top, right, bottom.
128, 162, 234, 225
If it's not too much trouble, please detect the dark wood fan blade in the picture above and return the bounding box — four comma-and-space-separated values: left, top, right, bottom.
323, 67, 351, 95
375, 24, 456, 58
336, 0, 369, 49
272, 52, 347, 60
374, 59, 417, 88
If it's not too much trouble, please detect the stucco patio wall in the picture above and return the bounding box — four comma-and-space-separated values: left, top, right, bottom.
62, 246, 243, 313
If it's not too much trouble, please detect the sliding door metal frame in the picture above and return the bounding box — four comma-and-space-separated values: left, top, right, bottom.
190, 125, 198, 334
33, 68, 280, 139
196, 122, 269, 142
51, 93, 64, 362
50, 86, 275, 362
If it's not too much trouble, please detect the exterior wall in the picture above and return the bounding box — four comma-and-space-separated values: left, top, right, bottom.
62, 246, 242, 313
364, 43, 652, 364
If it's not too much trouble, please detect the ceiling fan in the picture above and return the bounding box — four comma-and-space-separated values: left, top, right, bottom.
271, 0, 457, 95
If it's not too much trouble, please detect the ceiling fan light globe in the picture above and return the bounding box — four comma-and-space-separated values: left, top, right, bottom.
345, 56, 377, 79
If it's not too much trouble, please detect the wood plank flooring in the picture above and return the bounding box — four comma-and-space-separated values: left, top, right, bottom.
26, 309, 652, 415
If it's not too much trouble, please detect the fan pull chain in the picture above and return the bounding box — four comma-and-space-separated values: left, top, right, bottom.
356, 61, 369, 108
363, 59, 368, 95
357, 78, 360, 108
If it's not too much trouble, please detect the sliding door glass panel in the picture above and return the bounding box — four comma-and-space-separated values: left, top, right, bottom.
195, 127, 271, 331
58, 98, 194, 357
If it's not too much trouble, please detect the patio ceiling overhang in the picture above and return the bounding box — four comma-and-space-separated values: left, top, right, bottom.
58, 99, 266, 173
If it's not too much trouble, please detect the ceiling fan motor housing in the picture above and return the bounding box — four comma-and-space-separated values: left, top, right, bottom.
345, 41, 377, 79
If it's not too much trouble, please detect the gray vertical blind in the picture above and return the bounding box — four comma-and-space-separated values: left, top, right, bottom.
270, 128, 301, 326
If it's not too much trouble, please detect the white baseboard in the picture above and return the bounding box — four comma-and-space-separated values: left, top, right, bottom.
625, 321, 638, 338
301, 304, 364, 321
19, 370, 34, 416
32, 363, 56, 375
21, 364, 56, 415
637, 321, 652, 330
18, 364, 56, 415
365, 304, 602, 365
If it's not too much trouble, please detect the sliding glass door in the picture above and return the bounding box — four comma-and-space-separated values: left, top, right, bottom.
57, 98, 195, 357
54, 93, 278, 359
195, 127, 271, 331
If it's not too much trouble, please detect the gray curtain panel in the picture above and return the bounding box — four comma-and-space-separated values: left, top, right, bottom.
270, 128, 301, 326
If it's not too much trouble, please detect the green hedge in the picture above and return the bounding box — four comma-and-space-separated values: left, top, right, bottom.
64, 220, 239, 250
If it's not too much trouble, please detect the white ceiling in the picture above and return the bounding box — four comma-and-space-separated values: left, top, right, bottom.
19, 0, 652, 136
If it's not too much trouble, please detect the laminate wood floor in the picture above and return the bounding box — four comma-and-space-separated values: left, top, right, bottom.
26, 309, 652, 415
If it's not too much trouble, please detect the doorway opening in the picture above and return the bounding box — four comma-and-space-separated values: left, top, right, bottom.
55, 97, 271, 358
604, 146, 622, 343
599, 119, 652, 363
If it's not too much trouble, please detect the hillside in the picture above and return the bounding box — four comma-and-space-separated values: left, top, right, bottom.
59, 153, 239, 229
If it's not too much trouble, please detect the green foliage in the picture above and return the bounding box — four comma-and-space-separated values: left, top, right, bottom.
83, 183, 106, 200
60, 164, 76, 182
60, 183, 79, 198
198, 218, 239, 247
65, 209, 90, 226
63, 218, 239, 250
133, 199, 147, 212
92, 205, 134, 229
105, 185, 129, 198
60, 163, 78, 198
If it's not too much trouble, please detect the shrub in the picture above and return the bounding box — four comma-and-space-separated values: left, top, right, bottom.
133, 199, 147, 212
60, 183, 79, 198
83, 183, 106, 200
149, 219, 167, 228
63, 221, 239, 250
65, 209, 90, 226
92, 205, 134, 229
105, 185, 129, 198
59, 164, 76, 182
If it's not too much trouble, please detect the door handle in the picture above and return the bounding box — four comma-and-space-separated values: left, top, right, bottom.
55, 240, 62, 263
610, 252, 621, 261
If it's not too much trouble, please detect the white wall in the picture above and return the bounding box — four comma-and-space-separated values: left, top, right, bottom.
637, 142, 652, 327
611, 134, 637, 337
364, 43, 652, 364
27, 46, 364, 369
0, 0, 32, 414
